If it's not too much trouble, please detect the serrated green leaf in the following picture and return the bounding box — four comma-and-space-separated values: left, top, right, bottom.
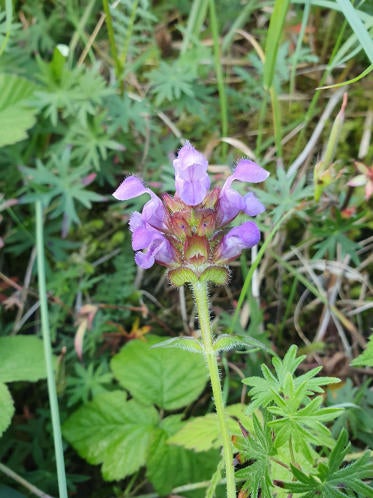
110, 336, 208, 410
0, 336, 49, 383
0, 383, 14, 437
62, 391, 159, 481
147, 414, 220, 496
168, 404, 254, 452
168, 413, 221, 452
283, 429, 373, 497
0, 73, 37, 147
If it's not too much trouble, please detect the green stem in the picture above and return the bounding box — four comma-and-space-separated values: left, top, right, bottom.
208, 0, 228, 158
119, 0, 139, 75
191, 281, 236, 498
102, 0, 122, 80
35, 201, 68, 498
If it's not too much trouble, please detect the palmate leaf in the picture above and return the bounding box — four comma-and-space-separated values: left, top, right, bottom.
147, 58, 197, 106
254, 166, 313, 223
67, 113, 125, 170
20, 147, 102, 233
242, 346, 342, 461
235, 413, 274, 498
283, 430, 373, 497
243, 346, 340, 413
34, 56, 112, 126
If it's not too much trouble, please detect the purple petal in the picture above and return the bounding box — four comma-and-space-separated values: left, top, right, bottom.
232, 160, 269, 183
243, 192, 265, 216
173, 142, 208, 175
135, 251, 156, 269
142, 195, 166, 229
217, 188, 245, 225
173, 143, 210, 205
131, 227, 155, 251
175, 164, 210, 205
129, 212, 145, 232
114, 177, 166, 229
217, 221, 260, 261
133, 231, 174, 269
112, 176, 148, 200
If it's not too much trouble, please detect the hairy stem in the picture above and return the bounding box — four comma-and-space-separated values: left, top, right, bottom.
35, 201, 68, 498
191, 281, 236, 498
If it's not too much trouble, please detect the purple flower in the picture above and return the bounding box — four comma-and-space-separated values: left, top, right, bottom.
113, 143, 269, 283
173, 142, 210, 206
217, 159, 269, 225
113, 176, 166, 229
216, 222, 260, 262
129, 212, 174, 269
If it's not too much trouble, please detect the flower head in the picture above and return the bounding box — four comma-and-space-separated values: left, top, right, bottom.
113, 142, 269, 285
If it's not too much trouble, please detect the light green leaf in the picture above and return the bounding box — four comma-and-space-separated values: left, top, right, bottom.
0, 73, 37, 147
62, 391, 159, 481
0, 382, 14, 437
0, 336, 48, 383
110, 336, 208, 410
169, 413, 222, 452
168, 404, 254, 452
147, 415, 220, 496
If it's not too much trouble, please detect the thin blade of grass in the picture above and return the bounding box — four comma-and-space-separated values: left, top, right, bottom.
335, 0, 373, 64
263, 0, 290, 90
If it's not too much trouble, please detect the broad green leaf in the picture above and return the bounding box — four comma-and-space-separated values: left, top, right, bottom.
168, 413, 220, 452
63, 391, 159, 481
0, 73, 37, 147
0, 336, 48, 383
110, 336, 208, 410
147, 414, 221, 497
168, 404, 254, 452
0, 382, 14, 437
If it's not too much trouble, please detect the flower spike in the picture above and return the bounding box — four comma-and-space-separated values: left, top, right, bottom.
113, 143, 268, 283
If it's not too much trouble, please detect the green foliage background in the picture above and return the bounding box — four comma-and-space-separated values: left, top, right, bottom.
0, 0, 372, 496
